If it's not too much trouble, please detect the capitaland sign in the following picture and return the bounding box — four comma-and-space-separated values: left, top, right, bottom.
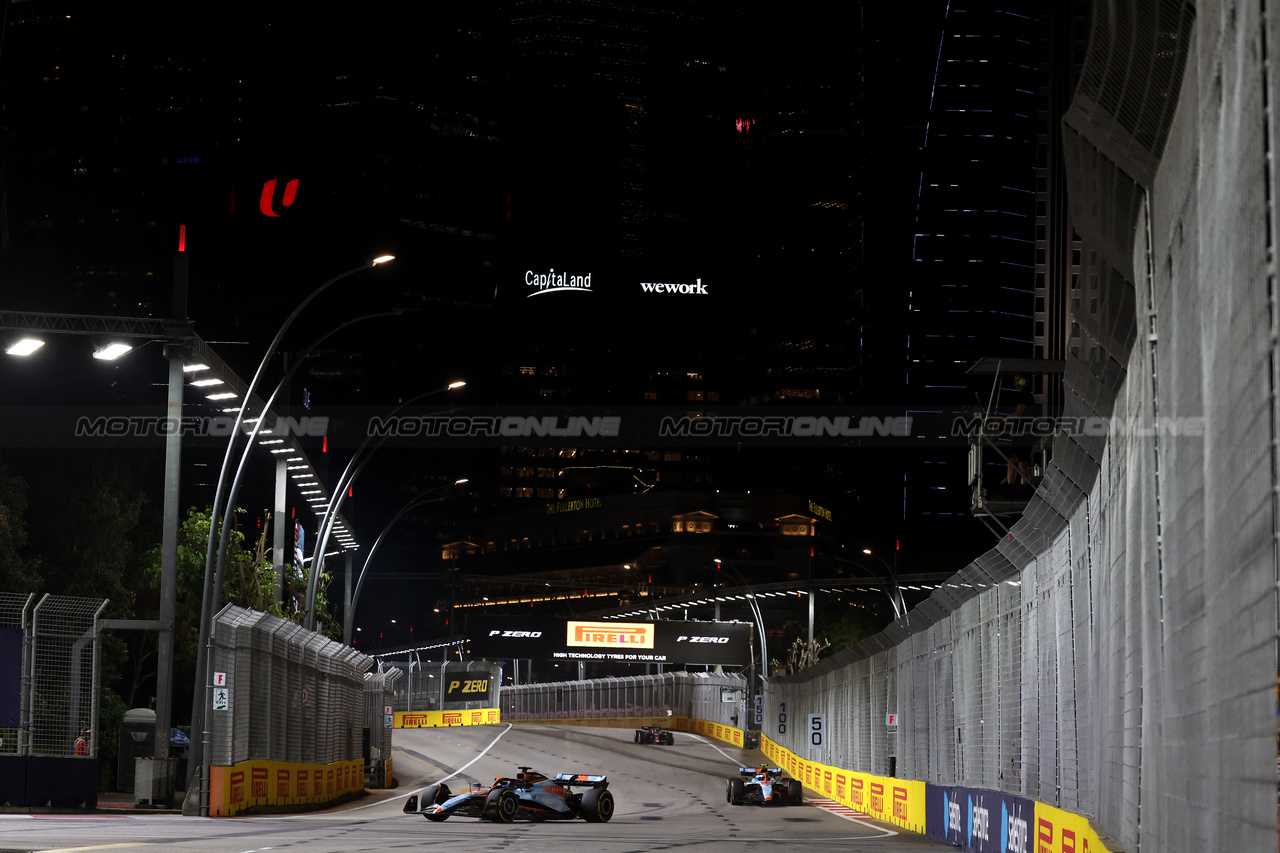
640, 278, 707, 295
527, 268, 592, 297
566, 621, 654, 649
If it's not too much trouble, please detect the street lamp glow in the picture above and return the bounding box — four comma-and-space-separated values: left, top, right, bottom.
862, 548, 872, 554
6, 338, 45, 356
454, 478, 469, 485
183, 362, 209, 373
206, 392, 237, 400
190, 378, 224, 387
448, 381, 466, 389
93, 342, 133, 360
371, 255, 395, 265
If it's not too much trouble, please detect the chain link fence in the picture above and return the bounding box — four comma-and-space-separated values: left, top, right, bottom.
208, 605, 372, 767
766, 3, 1280, 851
379, 658, 498, 713
503, 671, 746, 728
26, 595, 107, 758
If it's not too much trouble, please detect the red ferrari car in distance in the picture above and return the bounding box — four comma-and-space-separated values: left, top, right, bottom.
634, 725, 675, 745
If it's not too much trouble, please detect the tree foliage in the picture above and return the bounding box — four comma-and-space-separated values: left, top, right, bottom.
0, 461, 42, 592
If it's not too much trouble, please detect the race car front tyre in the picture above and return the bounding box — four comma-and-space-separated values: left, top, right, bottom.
787, 780, 802, 804
727, 777, 744, 805
580, 787, 615, 822
489, 789, 520, 823
424, 812, 448, 822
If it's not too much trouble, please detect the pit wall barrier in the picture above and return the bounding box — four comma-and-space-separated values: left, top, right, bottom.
208, 758, 364, 817
394, 708, 501, 728
760, 735, 925, 835
511, 714, 745, 748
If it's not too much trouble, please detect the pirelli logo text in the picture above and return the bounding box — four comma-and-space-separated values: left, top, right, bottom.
566, 621, 654, 649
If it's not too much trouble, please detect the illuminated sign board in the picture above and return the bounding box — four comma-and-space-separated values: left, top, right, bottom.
639, 278, 708, 295
567, 621, 654, 649
526, 268, 593, 297
467, 616, 751, 666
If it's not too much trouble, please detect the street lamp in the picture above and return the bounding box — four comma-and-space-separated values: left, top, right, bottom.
304, 381, 466, 630
713, 558, 769, 694
343, 479, 468, 644
207, 305, 403, 642
861, 548, 908, 624
190, 254, 394, 804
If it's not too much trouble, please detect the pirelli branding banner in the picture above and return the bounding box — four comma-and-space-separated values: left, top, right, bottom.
467, 616, 751, 666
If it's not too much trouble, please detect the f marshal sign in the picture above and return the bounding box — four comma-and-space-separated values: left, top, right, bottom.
567, 621, 654, 649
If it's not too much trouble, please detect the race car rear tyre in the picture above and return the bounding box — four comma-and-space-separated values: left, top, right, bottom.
489, 789, 520, 823
580, 787, 614, 822
727, 777, 744, 805
662, 733, 674, 745
634, 731, 642, 743
787, 780, 802, 804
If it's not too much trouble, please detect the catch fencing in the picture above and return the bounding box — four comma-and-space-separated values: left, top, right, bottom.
380, 658, 499, 713
769, 1, 1278, 851
0, 592, 107, 758
207, 605, 373, 767
504, 671, 747, 729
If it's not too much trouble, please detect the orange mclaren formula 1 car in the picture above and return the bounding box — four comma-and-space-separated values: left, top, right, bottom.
725, 766, 803, 806
404, 766, 614, 823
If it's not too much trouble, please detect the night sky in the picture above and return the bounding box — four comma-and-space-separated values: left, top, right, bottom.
0, 2, 1012, 648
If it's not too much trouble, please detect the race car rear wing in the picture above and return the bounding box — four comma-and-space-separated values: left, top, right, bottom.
738, 767, 783, 777
555, 772, 608, 787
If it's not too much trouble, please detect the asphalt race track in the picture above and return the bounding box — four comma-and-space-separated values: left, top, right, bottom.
0, 725, 952, 852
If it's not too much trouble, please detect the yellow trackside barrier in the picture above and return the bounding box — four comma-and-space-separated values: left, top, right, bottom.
760, 735, 927, 835
209, 758, 364, 817
394, 708, 502, 727
507, 714, 746, 748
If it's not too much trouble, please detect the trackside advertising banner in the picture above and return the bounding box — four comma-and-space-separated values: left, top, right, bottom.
926, 784, 1036, 852
1031, 802, 1115, 853
760, 735, 926, 834
467, 615, 753, 666
395, 708, 501, 728
208, 759, 363, 817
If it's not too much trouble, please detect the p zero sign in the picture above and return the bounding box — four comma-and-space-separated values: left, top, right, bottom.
444, 677, 491, 702
467, 616, 751, 666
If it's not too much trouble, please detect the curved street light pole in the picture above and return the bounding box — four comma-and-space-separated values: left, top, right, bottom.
189, 255, 393, 802
305, 381, 465, 630
343, 480, 467, 644
713, 559, 769, 691
210, 306, 403, 633
860, 548, 909, 625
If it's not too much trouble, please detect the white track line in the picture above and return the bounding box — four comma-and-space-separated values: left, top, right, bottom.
260, 723, 514, 818
806, 798, 898, 836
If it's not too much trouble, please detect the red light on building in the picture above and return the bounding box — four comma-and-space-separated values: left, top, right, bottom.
260, 178, 300, 217
178, 223, 186, 252
735, 118, 755, 133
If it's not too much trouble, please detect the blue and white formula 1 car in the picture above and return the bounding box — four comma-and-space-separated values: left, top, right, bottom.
725, 766, 803, 806
404, 766, 615, 823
